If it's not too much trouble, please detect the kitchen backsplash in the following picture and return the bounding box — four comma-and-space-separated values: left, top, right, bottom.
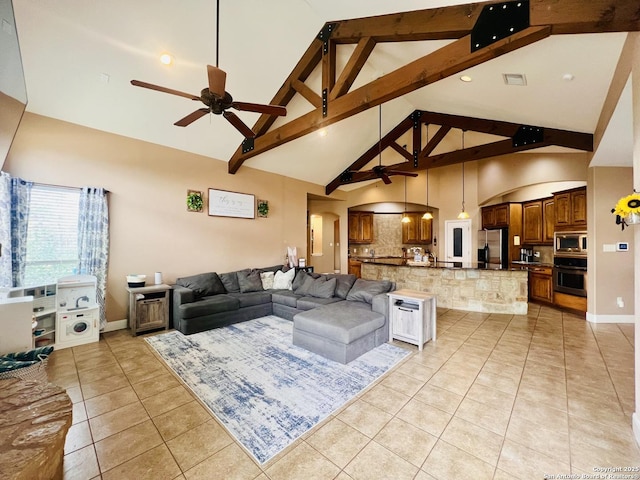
349, 214, 431, 257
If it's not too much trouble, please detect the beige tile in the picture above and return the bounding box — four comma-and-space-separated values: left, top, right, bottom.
65, 421, 93, 454
344, 441, 418, 480
141, 385, 193, 418
84, 386, 139, 419
421, 440, 494, 480
65, 385, 84, 404
454, 397, 511, 436
413, 384, 463, 415
474, 370, 520, 396
184, 444, 260, 480
94, 420, 163, 473
498, 440, 571, 480
395, 358, 436, 382
373, 417, 437, 467
306, 418, 369, 468
167, 419, 234, 471
152, 399, 212, 441
125, 363, 168, 384
511, 397, 568, 435
440, 416, 503, 466
101, 444, 181, 480
63, 445, 100, 480
50, 371, 80, 390
118, 354, 166, 373
78, 363, 124, 385
81, 373, 130, 400
505, 416, 570, 463
396, 398, 452, 437
359, 383, 411, 415
75, 351, 117, 372
466, 382, 515, 411
516, 382, 567, 411
568, 415, 640, 461
427, 371, 474, 396
89, 401, 150, 442
337, 399, 393, 438
131, 373, 181, 400
380, 370, 425, 397
72, 402, 88, 425
264, 442, 340, 480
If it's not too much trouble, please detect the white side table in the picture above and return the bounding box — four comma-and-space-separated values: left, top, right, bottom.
387, 289, 436, 350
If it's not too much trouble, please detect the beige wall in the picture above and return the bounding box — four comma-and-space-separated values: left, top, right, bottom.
5, 113, 324, 322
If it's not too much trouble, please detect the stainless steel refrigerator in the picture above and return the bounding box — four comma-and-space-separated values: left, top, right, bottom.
477, 229, 508, 268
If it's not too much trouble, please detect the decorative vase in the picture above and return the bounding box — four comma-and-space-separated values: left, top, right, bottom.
625, 212, 640, 225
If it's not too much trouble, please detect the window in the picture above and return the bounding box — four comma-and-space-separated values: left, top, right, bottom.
23, 185, 80, 286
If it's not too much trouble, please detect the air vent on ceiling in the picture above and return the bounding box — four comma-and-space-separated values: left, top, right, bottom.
503, 73, 527, 86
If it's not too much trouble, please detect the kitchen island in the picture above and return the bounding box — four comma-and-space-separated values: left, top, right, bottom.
358, 257, 528, 314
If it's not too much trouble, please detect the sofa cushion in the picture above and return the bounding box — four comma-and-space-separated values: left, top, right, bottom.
176, 272, 226, 299
346, 278, 393, 304
293, 273, 319, 295
257, 265, 283, 274
326, 274, 357, 299
308, 277, 337, 299
260, 271, 275, 290
179, 295, 240, 319
219, 270, 245, 293
291, 270, 321, 292
237, 269, 263, 293
227, 291, 273, 308
296, 296, 343, 311
271, 290, 302, 308
294, 302, 385, 344
272, 268, 295, 290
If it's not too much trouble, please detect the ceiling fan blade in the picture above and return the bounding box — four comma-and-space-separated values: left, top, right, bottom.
232, 101, 287, 117
381, 173, 392, 184
174, 108, 209, 127
131, 80, 200, 101
223, 111, 256, 138
207, 65, 226, 98
387, 170, 419, 178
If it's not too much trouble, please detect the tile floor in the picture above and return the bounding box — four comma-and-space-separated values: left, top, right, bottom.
51, 304, 640, 480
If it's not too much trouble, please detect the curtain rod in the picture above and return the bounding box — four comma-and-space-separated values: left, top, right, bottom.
32, 181, 110, 193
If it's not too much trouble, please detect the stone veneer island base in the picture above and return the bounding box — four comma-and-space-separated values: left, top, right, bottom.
362, 263, 528, 315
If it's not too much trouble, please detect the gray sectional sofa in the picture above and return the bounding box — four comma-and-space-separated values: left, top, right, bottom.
172, 265, 395, 363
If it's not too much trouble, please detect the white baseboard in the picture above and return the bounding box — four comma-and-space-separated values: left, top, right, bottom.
585, 312, 635, 323
102, 319, 128, 332
633, 413, 640, 448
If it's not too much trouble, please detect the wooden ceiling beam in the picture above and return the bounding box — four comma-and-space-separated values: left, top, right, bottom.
322, 40, 336, 103
420, 125, 451, 158
329, 37, 376, 101
420, 112, 520, 137
390, 142, 413, 162
231, 26, 550, 174
530, 0, 640, 34
292, 80, 322, 109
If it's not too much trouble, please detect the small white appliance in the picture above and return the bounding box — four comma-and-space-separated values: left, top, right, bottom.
56, 275, 100, 349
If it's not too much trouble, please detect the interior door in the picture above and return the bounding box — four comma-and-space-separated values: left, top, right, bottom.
444, 219, 472, 264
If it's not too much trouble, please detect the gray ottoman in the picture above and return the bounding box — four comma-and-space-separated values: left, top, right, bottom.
292, 301, 387, 364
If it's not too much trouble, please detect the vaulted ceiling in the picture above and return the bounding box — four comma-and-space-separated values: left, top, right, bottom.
12, 0, 639, 192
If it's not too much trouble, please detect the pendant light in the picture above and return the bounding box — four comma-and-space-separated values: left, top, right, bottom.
457, 129, 470, 219
422, 124, 434, 220
401, 176, 411, 223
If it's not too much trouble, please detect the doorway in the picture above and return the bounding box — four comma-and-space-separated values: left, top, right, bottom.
444, 219, 472, 264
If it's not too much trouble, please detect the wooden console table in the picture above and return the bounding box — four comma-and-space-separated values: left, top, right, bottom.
0, 377, 72, 480
127, 284, 171, 336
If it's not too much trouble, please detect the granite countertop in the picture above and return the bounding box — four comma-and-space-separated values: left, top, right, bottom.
356, 257, 517, 270
511, 261, 555, 268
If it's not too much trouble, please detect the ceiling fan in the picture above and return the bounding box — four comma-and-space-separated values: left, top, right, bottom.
341, 105, 418, 185
130, 0, 286, 138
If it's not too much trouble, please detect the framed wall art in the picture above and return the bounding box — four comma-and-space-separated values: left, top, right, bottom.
208, 188, 255, 219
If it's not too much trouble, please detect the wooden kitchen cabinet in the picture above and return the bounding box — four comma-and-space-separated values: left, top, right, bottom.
554, 187, 586, 230
348, 259, 362, 278
522, 197, 554, 245
348, 212, 374, 244
401, 213, 432, 244
481, 203, 517, 229
528, 266, 553, 304
522, 200, 543, 244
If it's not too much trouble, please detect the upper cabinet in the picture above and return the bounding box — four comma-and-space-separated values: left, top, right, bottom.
554, 187, 586, 230
481, 203, 521, 229
402, 213, 432, 244
348, 212, 374, 244
522, 197, 554, 245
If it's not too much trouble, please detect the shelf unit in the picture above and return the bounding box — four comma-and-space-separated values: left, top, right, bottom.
3, 283, 57, 348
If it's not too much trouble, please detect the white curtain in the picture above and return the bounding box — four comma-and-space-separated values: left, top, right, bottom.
78, 187, 109, 329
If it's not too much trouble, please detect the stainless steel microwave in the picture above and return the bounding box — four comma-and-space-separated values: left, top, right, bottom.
554, 231, 587, 256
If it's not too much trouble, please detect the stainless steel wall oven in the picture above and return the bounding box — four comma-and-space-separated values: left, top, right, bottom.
553, 256, 587, 297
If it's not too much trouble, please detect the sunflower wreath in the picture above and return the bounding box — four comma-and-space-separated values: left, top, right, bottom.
611, 191, 640, 230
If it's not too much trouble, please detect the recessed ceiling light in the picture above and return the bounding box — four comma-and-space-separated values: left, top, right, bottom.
503, 73, 527, 86
460, 75, 473, 83
160, 53, 174, 66
562, 73, 575, 81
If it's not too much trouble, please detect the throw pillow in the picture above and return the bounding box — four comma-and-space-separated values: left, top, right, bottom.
294, 273, 322, 296
272, 268, 295, 290
176, 272, 226, 299
291, 270, 308, 292
237, 269, 264, 293
308, 277, 337, 299
219, 271, 243, 293
327, 273, 357, 299
346, 278, 393, 304
260, 271, 275, 290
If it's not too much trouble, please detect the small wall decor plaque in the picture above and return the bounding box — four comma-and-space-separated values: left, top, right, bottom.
208, 188, 255, 219
186, 190, 204, 212
257, 199, 269, 218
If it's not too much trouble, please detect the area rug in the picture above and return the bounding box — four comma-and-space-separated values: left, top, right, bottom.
145, 315, 410, 464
